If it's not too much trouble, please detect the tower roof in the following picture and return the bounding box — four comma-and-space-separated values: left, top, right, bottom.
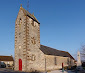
20, 6, 40, 24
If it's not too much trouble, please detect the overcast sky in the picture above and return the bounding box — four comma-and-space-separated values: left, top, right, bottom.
0, 0, 85, 60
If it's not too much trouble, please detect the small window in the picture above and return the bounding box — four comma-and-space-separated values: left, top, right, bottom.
54, 57, 57, 65
31, 20, 36, 27
19, 46, 21, 49
32, 55, 35, 61
31, 37, 36, 45
67, 58, 69, 64
70, 59, 71, 65
19, 18, 22, 29
7, 62, 9, 64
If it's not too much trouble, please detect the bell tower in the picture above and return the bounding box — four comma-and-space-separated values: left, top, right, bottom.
15, 5, 41, 72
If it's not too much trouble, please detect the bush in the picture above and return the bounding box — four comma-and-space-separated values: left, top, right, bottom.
65, 65, 77, 70
71, 65, 77, 70
82, 62, 85, 67
63, 66, 67, 70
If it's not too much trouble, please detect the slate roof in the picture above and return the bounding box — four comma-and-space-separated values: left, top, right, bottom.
40, 45, 75, 60
20, 7, 40, 24
0, 56, 14, 61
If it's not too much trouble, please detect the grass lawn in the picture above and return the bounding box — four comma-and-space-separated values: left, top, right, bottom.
83, 67, 85, 70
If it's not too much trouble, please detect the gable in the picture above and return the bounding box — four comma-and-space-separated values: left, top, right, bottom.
16, 6, 40, 24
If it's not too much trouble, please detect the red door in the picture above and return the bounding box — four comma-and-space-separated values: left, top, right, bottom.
62, 63, 64, 68
19, 59, 22, 71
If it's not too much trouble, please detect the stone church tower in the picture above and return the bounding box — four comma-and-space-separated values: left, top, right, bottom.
15, 6, 45, 72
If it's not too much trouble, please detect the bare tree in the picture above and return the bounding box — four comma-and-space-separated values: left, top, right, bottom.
81, 45, 85, 60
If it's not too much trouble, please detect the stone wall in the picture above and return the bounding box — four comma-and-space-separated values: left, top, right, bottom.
45, 55, 75, 71
70, 59, 75, 66
4, 61, 13, 67
25, 16, 45, 72
15, 7, 27, 71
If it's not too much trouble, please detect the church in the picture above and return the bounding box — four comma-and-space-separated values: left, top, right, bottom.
14, 6, 75, 72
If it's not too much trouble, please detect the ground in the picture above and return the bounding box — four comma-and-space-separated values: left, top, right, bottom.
48, 70, 85, 73
48, 70, 74, 73
0, 68, 85, 73
0, 68, 27, 73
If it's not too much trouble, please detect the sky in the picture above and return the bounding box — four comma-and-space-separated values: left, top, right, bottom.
0, 0, 85, 60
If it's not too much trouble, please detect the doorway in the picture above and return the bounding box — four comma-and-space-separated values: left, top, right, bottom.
19, 59, 22, 71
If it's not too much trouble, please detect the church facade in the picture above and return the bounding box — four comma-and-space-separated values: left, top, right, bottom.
14, 6, 75, 72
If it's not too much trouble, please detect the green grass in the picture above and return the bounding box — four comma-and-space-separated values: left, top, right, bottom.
83, 67, 85, 70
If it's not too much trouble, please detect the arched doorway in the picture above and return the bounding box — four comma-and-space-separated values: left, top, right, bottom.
19, 59, 22, 71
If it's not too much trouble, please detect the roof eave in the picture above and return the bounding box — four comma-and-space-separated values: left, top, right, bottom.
26, 15, 40, 24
